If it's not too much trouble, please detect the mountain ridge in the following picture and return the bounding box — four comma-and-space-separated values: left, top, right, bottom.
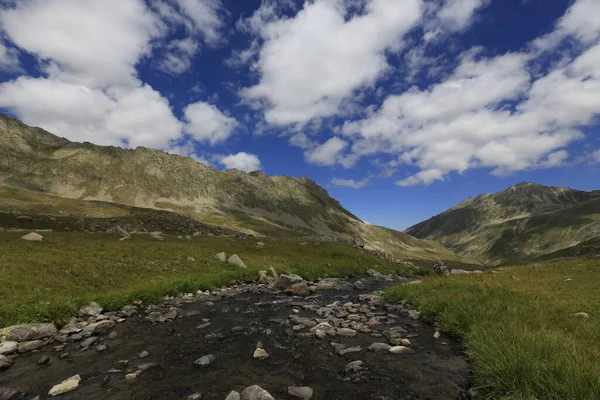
0, 112, 475, 265
407, 182, 600, 264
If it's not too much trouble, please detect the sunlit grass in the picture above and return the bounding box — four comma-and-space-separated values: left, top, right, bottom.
384, 260, 600, 399
0, 231, 419, 327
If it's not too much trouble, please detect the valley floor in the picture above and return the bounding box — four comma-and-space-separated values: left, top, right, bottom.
0, 231, 421, 327
384, 259, 600, 399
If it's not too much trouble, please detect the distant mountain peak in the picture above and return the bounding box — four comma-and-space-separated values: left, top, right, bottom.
407, 182, 600, 264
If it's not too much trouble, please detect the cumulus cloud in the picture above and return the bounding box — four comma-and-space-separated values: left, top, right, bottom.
239, 0, 423, 126
0, 0, 236, 153
218, 152, 262, 172
183, 102, 238, 145
331, 177, 369, 189
0, 0, 161, 89
0, 77, 182, 148
305, 137, 349, 166
433, 0, 490, 32
336, 0, 600, 185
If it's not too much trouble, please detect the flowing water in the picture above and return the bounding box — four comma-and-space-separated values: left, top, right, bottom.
0, 278, 470, 399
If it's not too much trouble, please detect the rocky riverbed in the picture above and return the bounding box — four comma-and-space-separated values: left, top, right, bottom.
0, 272, 470, 399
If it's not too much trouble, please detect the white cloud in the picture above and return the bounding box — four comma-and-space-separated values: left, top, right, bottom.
288, 133, 316, 149
0, 40, 20, 72
218, 152, 262, 172
593, 149, 600, 163
332, 177, 369, 189
0, 0, 161, 89
183, 102, 238, 146
156, 38, 200, 74
305, 137, 349, 166
342, 4, 600, 187
239, 0, 423, 126
434, 0, 490, 32
0, 0, 236, 152
534, 0, 600, 50
0, 77, 182, 148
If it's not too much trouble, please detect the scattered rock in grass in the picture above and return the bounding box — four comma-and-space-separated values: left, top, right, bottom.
187, 393, 203, 400
227, 254, 247, 268
510, 275, 520, 281
354, 235, 365, 248
150, 231, 164, 240
433, 262, 449, 275
78, 302, 103, 318
193, 354, 216, 367
574, 312, 590, 318
21, 232, 43, 242
288, 386, 314, 399
187, 256, 196, 262
433, 331, 441, 339
48, 375, 81, 396
240, 385, 275, 400
215, 252, 227, 262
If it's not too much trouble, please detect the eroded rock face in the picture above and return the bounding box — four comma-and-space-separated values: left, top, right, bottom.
1, 323, 57, 342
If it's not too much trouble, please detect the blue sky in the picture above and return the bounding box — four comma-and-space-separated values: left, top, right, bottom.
0, 0, 599, 230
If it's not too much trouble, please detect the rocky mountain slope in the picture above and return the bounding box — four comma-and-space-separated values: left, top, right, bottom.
0, 113, 474, 265
406, 182, 600, 264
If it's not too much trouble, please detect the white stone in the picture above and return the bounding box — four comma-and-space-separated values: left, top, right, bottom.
389, 346, 413, 354
21, 232, 43, 242
48, 375, 81, 396
0, 341, 18, 355
253, 348, 269, 360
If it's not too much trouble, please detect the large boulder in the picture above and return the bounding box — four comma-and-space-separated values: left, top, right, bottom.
240, 385, 275, 400
227, 254, 247, 268
21, 232, 43, 242
1, 323, 57, 342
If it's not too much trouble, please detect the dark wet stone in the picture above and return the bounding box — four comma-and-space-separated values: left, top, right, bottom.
37, 355, 50, 365
193, 354, 216, 367
137, 351, 150, 359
